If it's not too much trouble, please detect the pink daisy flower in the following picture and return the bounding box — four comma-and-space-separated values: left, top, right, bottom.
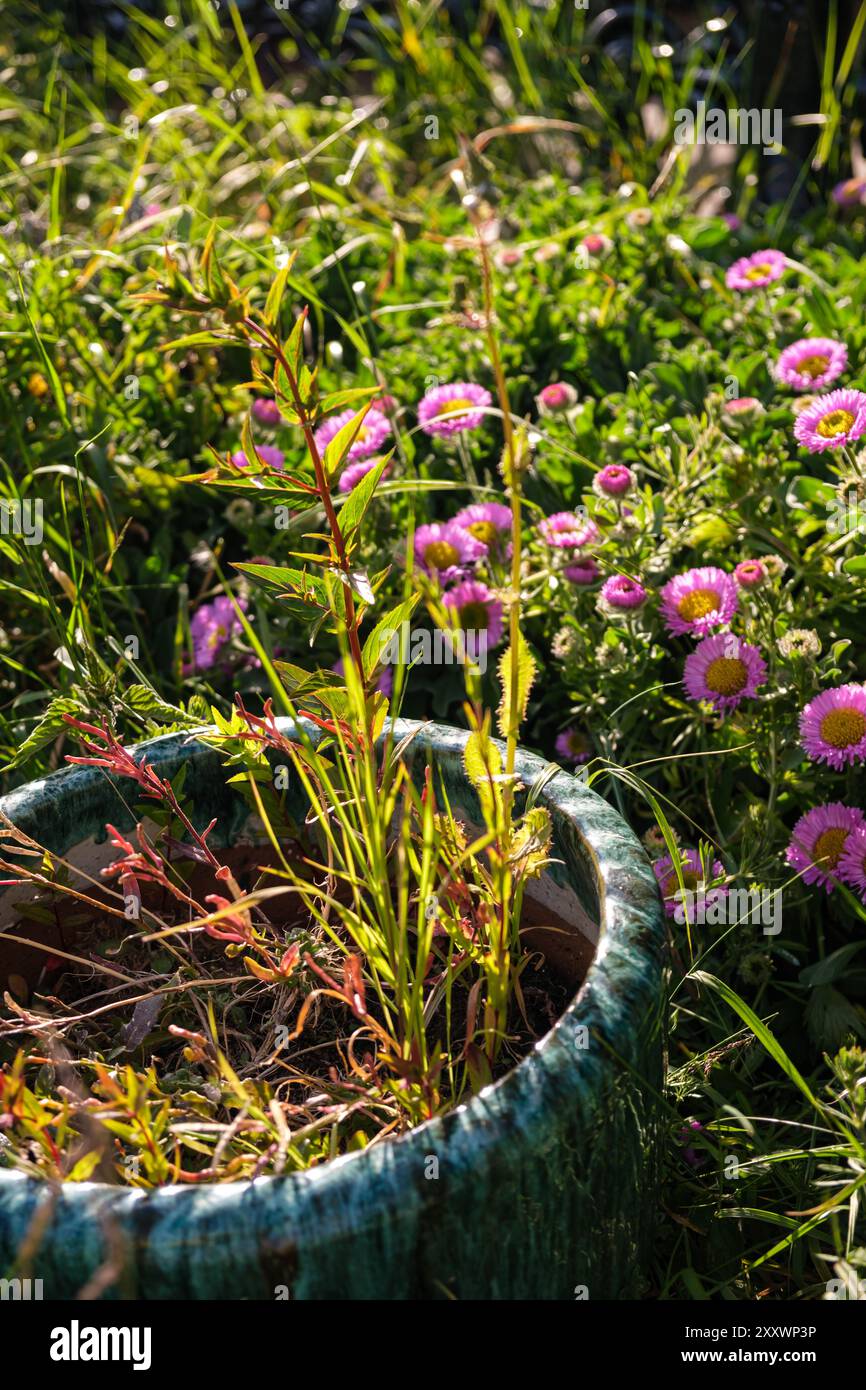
839, 826, 866, 900
659, 566, 738, 637
555, 727, 591, 765
593, 464, 634, 497
453, 501, 512, 556
538, 512, 600, 550
799, 684, 866, 769
536, 382, 578, 415
734, 560, 768, 589
564, 558, 600, 585
414, 521, 485, 580
653, 849, 727, 921
338, 457, 390, 494
251, 397, 282, 427
443, 579, 503, 648
774, 337, 848, 392
314, 407, 391, 461
684, 634, 767, 713
494, 244, 524, 270
723, 397, 763, 422
230, 443, 285, 472
188, 595, 247, 672
581, 233, 612, 257
793, 388, 866, 452
599, 575, 647, 609
418, 382, 491, 436
785, 804, 865, 892
725, 249, 786, 291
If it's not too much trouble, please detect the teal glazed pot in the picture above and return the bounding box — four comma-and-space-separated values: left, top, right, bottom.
0, 719, 664, 1300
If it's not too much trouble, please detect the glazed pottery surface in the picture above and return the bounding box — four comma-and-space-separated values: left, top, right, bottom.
0, 719, 664, 1299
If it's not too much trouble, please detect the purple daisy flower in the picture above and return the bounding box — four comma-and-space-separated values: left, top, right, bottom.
684, 634, 767, 713
536, 381, 578, 415
538, 511, 601, 550
414, 521, 485, 580
418, 382, 491, 436
593, 464, 634, 498
338, 457, 389, 494
799, 684, 866, 769
725, 249, 786, 291
599, 574, 647, 609
251, 397, 282, 427
653, 849, 727, 921
442, 579, 503, 647
774, 337, 848, 392
659, 566, 738, 637
734, 560, 768, 589
314, 407, 391, 462
555, 727, 591, 765
793, 388, 866, 453
785, 804, 865, 892
564, 558, 600, 585
230, 443, 285, 472
453, 501, 513, 556
832, 176, 866, 208
189, 595, 246, 672
839, 826, 866, 900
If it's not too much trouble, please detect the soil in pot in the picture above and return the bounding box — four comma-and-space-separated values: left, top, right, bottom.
0, 784, 596, 1188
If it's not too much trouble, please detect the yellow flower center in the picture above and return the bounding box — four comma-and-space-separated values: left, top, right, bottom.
664, 869, 701, 896
816, 409, 855, 439
424, 540, 460, 571
437, 397, 475, 418
796, 354, 829, 379
745, 263, 771, 281
812, 827, 849, 870
704, 657, 748, 696
466, 520, 498, 546
819, 707, 866, 749
677, 588, 720, 622
458, 601, 489, 629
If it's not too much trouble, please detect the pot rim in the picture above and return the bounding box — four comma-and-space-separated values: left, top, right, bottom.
0, 717, 663, 1252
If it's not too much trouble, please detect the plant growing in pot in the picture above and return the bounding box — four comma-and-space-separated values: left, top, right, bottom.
0, 226, 664, 1300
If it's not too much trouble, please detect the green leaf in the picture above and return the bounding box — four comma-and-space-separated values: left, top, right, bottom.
337, 455, 390, 542
322, 404, 375, 482
125, 684, 196, 727
3, 694, 82, 770
497, 632, 536, 740
463, 726, 503, 823
318, 387, 381, 414
693, 971, 821, 1109
233, 563, 327, 605
800, 942, 866, 987
362, 597, 418, 679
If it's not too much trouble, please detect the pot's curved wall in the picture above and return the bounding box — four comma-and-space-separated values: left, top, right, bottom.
0, 720, 664, 1300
